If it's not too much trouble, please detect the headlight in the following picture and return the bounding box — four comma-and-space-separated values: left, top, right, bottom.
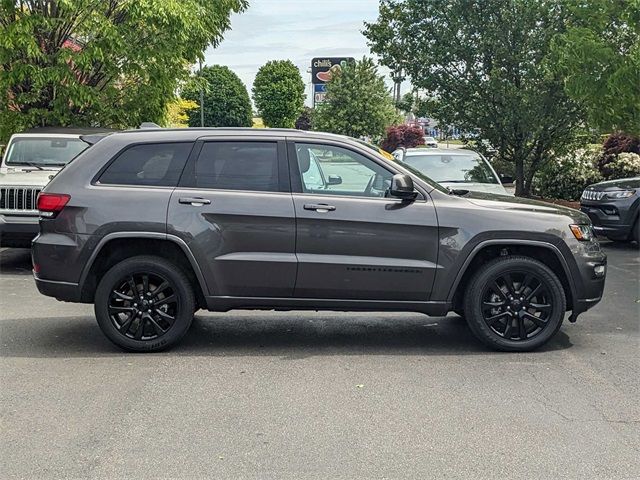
570, 224, 594, 241
605, 189, 635, 199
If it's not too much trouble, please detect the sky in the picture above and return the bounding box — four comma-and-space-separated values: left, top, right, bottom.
203, 0, 386, 106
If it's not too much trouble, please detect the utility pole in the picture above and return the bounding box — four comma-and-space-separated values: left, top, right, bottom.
199, 58, 204, 127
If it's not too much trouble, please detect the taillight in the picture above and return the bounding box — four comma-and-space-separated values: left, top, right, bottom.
37, 193, 70, 218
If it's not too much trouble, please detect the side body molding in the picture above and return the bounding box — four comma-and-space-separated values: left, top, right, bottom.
78, 232, 210, 296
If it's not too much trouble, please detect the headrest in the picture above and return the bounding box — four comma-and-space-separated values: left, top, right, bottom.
297, 147, 311, 173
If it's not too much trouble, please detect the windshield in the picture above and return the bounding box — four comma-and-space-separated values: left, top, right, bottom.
5, 137, 88, 167
394, 161, 449, 194
400, 153, 499, 184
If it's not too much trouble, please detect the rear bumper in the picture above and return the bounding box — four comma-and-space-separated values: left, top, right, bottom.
34, 274, 82, 302
0, 214, 39, 247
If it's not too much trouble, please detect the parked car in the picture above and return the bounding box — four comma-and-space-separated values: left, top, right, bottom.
33, 128, 606, 352
392, 147, 510, 195
580, 177, 639, 243
423, 136, 438, 148
0, 127, 111, 247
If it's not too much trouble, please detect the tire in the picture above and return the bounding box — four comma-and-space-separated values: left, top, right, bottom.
95, 256, 195, 352
463, 255, 566, 352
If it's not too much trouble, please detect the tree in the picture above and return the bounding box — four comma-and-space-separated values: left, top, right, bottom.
364, 0, 584, 196
396, 92, 414, 114
182, 65, 252, 127
314, 57, 397, 139
0, 0, 248, 141
165, 98, 198, 128
551, 0, 640, 135
363, 2, 410, 106
252, 60, 305, 128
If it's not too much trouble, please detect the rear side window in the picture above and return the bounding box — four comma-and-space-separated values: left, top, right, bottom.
98, 142, 192, 186
186, 141, 279, 192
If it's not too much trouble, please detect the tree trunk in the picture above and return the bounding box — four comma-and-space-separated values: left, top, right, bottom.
523, 152, 544, 197
515, 156, 525, 196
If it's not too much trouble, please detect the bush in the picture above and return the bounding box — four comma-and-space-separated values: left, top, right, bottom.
602, 133, 640, 156
380, 124, 425, 152
295, 107, 313, 131
597, 133, 640, 179
182, 65, 252, 127
600, 152, 640, 180
313, 57, 398, 139
252, 60, 305, 128
535, 149, 602, 201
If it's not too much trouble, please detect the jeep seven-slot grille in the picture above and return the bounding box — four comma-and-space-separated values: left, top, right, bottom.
581, 190, 605, 201
0, 186, 42, 212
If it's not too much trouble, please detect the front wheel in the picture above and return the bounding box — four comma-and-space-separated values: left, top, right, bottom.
95, 256, 195, 352
464, 256, 566, 352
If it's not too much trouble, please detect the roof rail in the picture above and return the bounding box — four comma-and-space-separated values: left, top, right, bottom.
139, 122, 162, 129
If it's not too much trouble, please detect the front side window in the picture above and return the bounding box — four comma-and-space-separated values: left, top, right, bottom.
295, 143, 393, 198
5, 137, 87, 168
189, 141, 279, 192
401, 153, 499, 184
98, 142, 192, 186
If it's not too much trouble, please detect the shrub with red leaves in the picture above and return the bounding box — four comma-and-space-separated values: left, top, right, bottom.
602, 132, 640, 156
380, 124, 425, 152
598, 132, 640, 177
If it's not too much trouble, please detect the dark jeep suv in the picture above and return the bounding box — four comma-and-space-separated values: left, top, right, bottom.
32, 129, 606, 352
580, 177, 639, 243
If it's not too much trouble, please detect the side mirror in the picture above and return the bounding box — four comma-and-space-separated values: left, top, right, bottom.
327, 174, 342, 186
389, 174, 418, 200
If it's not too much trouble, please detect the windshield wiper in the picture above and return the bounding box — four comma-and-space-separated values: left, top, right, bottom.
9, 162, 45, 170
448, 187, 470, 196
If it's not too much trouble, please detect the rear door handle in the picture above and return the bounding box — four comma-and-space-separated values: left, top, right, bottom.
179, 197, 211, 206
303, 203, 336, 212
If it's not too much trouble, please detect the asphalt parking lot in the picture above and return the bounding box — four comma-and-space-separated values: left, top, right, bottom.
1, 242, 638, 479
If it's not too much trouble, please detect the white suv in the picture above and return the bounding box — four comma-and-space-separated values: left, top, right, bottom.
0, 128, 108, 247
393, 147, 510, 196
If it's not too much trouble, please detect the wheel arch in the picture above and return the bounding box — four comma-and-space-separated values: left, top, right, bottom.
79, 232, 208, 306
448, 239, 577, 311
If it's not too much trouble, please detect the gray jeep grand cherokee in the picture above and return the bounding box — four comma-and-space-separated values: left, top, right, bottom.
32, 129, 606, 352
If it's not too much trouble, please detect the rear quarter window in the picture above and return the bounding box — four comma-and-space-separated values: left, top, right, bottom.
98, 142, 192, 187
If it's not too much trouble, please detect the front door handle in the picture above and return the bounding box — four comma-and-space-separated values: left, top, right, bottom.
303, 203, 336, 212
179, 197, 211, 206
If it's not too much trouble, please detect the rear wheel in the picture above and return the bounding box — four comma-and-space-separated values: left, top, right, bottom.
95, 256, 195, 352
464, 256, 566, 352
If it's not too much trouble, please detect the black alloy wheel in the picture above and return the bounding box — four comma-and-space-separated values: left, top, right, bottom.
464, 255, 566, 351
481, 271, 553, 341
95, 256, 195, 352
108, 272, 178, 341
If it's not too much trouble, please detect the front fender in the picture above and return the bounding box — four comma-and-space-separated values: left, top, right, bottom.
431, 231, 579, 307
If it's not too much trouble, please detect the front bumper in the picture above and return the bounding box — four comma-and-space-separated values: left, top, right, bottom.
0, 214, 39, 247
580, 198, 637, 240
567, 240, 607, 321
